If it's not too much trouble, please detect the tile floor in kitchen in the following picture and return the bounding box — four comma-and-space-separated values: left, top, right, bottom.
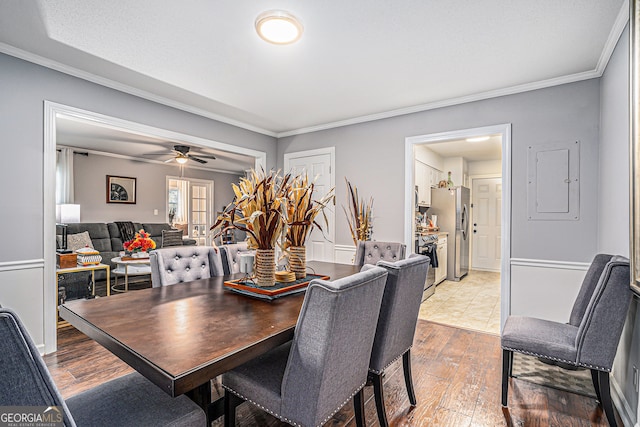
418, 269, 501, 335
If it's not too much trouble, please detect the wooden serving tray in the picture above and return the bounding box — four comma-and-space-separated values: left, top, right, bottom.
224, 273, 330, 299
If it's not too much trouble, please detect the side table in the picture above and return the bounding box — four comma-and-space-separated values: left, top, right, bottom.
56, 263, 110, 327
111, 257, 152, 292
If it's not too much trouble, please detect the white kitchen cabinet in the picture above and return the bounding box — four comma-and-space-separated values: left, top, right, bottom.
415, 160, 430, 206
435, 235, 448, 285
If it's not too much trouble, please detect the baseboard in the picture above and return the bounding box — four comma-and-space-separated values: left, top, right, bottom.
610, 373, 637, 427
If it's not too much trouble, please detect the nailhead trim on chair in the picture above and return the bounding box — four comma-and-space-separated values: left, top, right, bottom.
501, 346, 611, 372
368, 345, 412, 375
222, 381, 367, 427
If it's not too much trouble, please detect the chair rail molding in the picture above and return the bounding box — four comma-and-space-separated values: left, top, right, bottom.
510, 258, 591, 270
334, 244, 357, 265
0, 259, 45, 272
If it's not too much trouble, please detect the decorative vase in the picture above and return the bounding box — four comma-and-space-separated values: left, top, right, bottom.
289, 246, 306, 279
254, 249, 276, 287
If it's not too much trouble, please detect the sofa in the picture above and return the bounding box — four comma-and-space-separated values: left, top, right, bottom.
57, 222, 196, 300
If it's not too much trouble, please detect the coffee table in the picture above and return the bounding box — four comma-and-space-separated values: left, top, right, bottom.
111, 256, 152, 292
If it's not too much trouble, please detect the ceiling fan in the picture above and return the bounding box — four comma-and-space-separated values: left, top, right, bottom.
144, 144, 217, 164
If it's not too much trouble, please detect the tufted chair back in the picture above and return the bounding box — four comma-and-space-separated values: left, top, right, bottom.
150, 246, 224, 287
354, 241, 406, 267
219, 242, 254, 275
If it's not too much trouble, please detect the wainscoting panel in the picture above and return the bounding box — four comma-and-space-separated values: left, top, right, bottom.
334, 244, 356, 265
0, 260, 45, 353
510, 258, 590, 323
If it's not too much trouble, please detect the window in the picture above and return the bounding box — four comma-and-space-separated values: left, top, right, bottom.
167, 177, 214, 245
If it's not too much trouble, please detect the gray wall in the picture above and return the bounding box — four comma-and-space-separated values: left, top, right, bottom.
599, 25, 639, 421
278, 80, 601, 262
0, 52, 276, 263
73, 153, 241, 223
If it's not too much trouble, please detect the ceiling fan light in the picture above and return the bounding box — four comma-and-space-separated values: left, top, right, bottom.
175, 156, 188, 164
255, 10, 303, 45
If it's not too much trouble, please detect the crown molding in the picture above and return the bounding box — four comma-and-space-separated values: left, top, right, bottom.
0, 42, 277, 138
277, 1, 630, 138
276, 70, 600, 138
595, 0, 629, 75
1, 0, 629, 142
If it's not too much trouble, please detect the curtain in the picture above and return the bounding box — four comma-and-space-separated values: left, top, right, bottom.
56, 148, 74, 204
174, 179, 189, 224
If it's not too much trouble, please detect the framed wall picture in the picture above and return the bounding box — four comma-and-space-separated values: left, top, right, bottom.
107, 175, 137, 204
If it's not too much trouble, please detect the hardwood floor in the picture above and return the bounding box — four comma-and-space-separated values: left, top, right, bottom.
45, 320, 618, 426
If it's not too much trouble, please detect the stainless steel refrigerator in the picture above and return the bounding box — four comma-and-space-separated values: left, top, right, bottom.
430, 186, 470, 281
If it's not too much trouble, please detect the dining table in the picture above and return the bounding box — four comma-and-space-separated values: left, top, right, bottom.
58, 260, 360, 421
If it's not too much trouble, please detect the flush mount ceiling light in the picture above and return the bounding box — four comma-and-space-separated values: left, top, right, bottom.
466, 136, 491, 143
255, 10, 303, 45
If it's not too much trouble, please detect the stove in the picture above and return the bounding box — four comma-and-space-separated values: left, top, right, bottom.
416, 234, 438, 301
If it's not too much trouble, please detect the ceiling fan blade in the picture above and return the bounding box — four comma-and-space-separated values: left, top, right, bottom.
187, 155, 207, 164
164, 158, 175, 163
191, 153, 217, 160
143, 152, 172, 156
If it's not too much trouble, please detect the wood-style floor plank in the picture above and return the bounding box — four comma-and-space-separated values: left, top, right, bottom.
44, 320, 619, 426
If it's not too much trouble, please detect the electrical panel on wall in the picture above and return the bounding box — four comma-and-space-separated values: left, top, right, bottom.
527, 140, 579, 220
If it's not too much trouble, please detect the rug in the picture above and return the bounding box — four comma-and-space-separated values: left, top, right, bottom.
511, 353, 595, 398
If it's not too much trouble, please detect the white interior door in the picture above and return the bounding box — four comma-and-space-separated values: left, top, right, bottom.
284, 148, 335, 262
471, 177, 501, 271
189, 181, 213, 246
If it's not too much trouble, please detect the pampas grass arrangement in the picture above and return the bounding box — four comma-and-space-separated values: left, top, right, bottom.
284, 173, 335, 248
211, 169, 290, 250
343, 178, 373, 246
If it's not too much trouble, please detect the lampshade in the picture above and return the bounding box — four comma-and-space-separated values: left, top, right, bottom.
175, 156, 188, 164
56, 204, 81, 224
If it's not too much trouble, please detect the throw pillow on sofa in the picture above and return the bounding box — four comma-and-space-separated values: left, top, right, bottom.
162, 229, 184, 248
67, 231, 95, 251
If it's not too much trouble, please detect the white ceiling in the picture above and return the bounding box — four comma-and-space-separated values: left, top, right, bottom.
0, 1, 628, 136
56, 116, 256, 174
425, 135, 503, 162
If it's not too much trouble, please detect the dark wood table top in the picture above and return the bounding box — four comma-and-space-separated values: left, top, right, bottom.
59, 261, 360, 397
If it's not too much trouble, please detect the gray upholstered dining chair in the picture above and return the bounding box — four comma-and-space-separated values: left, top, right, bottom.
501, 254, 631, 427
222, 266, 389, 427
354, 241, 406, 267
150, 246, 224, 287
219, 242, 253, 275
0, 308, 205, 427
364, 254, 430, 427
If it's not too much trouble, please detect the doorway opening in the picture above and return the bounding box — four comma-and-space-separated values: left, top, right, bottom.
44, 101, 266, 353
404, 124, 511, 335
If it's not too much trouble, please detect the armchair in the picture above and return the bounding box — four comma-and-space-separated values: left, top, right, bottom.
367, 254, 430, 427
354, 241, 406, 267
219, 242, 253, 275
150, 246, 224, 287
501, 254, 631, 427
222, 267, 389, 427
0, 308, 205, 426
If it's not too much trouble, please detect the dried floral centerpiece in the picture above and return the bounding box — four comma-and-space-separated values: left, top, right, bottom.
123, 229, 156, 258
343, 178, 374, 246
211, 169, 290, 286
284, 173, 334, 278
